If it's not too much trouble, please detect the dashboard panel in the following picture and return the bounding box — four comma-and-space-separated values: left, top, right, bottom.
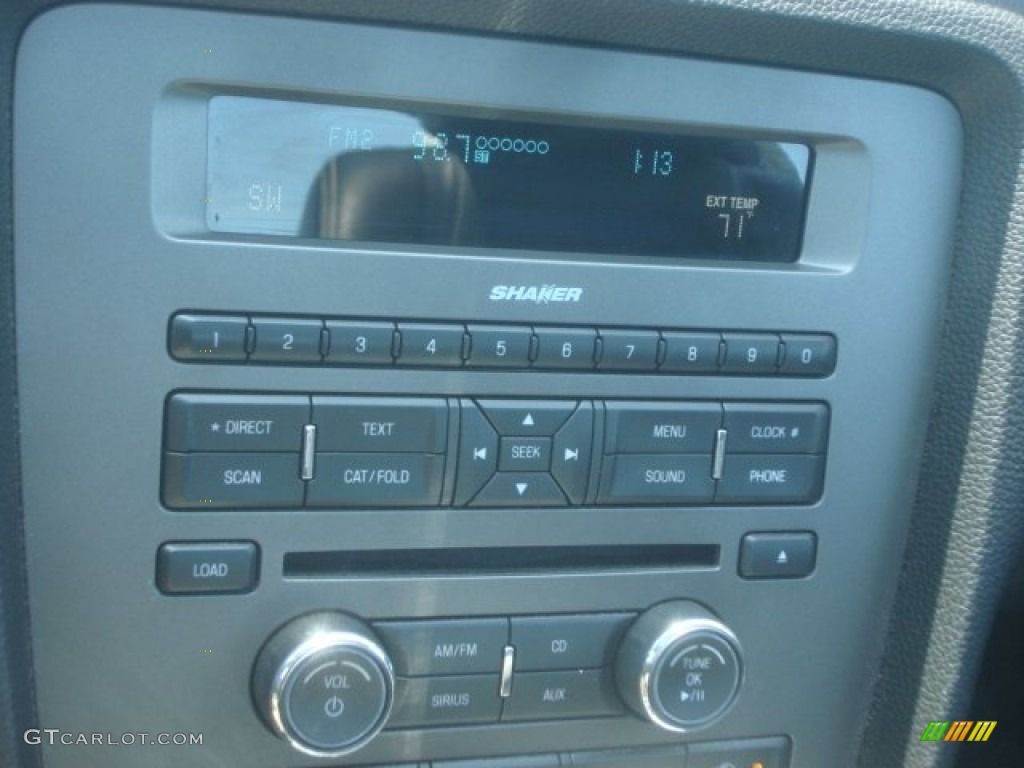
4, 2, 1024, 768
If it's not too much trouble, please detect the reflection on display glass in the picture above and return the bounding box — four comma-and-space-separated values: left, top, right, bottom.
207, 95, 812, 262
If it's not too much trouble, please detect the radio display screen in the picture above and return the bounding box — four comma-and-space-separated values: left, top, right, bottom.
206, 95, 812, 262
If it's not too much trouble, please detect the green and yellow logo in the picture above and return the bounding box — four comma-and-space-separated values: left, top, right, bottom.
921, 720, 997, 742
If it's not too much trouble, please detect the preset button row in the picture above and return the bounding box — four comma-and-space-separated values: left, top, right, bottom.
170, 312, 836, 377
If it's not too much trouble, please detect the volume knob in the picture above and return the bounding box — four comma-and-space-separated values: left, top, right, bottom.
251, 612, 394, 757
615, 601, 743, 732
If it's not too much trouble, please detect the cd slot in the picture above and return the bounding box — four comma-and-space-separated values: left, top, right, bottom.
283, 544, 720, 578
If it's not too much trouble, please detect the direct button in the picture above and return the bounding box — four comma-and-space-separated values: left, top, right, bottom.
605, 402, 721, 454
313, 397, 447, 453
162, 453, 303, 509
723, 402, 829, 454
156, 542, 258, 594
499, 437, 551, 472
388, 675, 500, 728
374, 618, 508, 676
307, 454, 444, 507
165, 393, 309, 452
511, 613, 634, 671
717, 454, 824, 504
503, 669, 623, 721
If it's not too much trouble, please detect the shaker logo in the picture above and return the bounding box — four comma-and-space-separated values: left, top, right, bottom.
488, 285, 583, 303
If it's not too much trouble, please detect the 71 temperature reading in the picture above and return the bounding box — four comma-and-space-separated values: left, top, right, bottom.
634, 148, 674, 177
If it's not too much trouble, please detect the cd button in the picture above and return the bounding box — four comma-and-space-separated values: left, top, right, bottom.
596, 330, 659, 371
169, 313, 248, 362
467, 324, 533, 368
598, 455, 715, 505
721, 333, 781, 374
324, 320, 395, 365
313, 396, 448, 453
307, 453, 444, 507
396, 323, 465, 366
510, 613, 634, 671
499, 437, 551, 472
471, 473, 567, 507
533, 328, 597, 370
250, 316, 323, 363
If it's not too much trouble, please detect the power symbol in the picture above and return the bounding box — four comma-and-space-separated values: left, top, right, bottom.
324, 696, 345, 718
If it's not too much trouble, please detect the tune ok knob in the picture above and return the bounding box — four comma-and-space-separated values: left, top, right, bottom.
251, 612, 394, 758
615, 601, 743, 732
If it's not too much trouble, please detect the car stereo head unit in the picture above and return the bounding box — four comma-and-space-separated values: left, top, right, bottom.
14, 5, 962, 768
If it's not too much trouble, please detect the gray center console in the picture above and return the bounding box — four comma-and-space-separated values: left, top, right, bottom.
13, 5, 962, 767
